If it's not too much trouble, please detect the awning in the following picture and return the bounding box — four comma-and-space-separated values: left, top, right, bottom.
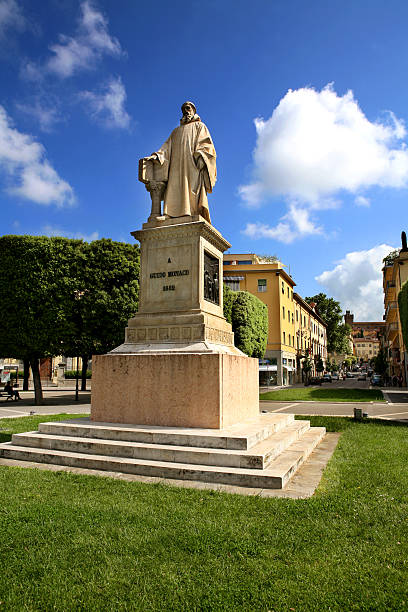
223, 276, 244, 281
259, 365, 277, 371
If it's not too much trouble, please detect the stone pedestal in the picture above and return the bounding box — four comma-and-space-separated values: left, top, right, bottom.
91, 353, 259, 428
91, 217, 259, 428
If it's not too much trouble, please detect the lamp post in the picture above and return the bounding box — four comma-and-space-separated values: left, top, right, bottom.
73, 289, 85, 402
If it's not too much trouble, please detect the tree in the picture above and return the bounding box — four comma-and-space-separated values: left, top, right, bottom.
61, 239, 140, 390
315, 356, 324, 374
0, 235, 82, 404
305, 293, 351, 354
0, 235, 140, 404
398, 281, 408, 352
374, 348, 388, 377
302, 357, 313, 384
223, 288, 268, 358
223, 284, 236, 325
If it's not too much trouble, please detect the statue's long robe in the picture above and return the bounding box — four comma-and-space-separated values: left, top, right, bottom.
153, 117, 216, 224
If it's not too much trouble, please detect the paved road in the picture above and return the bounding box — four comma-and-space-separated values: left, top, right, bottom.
0, 390, 90, 419
260, 377, 408, 422
2, 381, 408, 423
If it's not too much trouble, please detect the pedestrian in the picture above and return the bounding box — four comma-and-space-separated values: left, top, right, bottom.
4, 381, 20, 401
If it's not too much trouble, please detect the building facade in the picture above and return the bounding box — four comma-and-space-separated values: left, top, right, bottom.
344, 310, 383, 364
382, 238, 408, 384
223, 254, 327, 385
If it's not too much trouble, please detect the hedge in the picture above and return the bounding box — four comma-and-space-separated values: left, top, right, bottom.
398, 281, 408, 349
223, 286, 268, 358
64, 370, 92, 379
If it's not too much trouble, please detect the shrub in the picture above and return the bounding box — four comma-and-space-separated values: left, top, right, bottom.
64, 370, 92, 379
230, 291, 268, 358
398, 281, 408, 350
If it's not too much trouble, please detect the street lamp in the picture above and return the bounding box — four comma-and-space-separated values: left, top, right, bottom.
73, 290, 85, 402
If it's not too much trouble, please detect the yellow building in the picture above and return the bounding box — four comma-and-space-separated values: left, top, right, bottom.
223, 254, 327, 385
353, 338, 380, 362
382, 237, 408, 383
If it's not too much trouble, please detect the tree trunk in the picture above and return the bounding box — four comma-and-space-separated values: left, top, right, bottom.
30, 357, 43, 405
23, 358, 30, 391
81, 356, 88, 391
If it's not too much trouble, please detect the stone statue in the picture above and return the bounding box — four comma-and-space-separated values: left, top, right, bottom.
139, 101, 217, 224
402, 231, 408, 252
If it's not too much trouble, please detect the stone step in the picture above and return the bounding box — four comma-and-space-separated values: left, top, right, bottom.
0, 427, 326, 489
11, 420, 310, 470
37, 413, 295, 451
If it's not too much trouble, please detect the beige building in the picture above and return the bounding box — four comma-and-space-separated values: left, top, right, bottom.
353, 338, 380, 362
382, 237, 408, 383
223, 254, 327, 385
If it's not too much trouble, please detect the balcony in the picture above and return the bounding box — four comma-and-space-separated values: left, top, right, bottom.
386, 321, 399, 340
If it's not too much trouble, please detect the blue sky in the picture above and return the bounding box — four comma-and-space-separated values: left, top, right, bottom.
1, 0, 407, 320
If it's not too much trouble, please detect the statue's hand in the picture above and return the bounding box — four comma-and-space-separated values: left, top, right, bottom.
196, 155, 205, 170
144, 155, 158, 163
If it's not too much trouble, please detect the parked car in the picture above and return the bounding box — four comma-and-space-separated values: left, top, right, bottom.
357, 373, 367, 381
346, 372, 354, 378
322, 374, 332, 382
371, 374, 382, 386
331, 373, 339, 381
308, 376, 322, 385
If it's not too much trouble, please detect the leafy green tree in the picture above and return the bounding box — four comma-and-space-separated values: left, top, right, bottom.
302, 357, 313, 384
0, 235, 82, 404
374, 348, 388, 377
315, 357, 324, 373
223, 284, 237, 325
62, 239, 140, 390
305, 293, 351, 353
225, 291, 268, 358
398, 281, 408, 352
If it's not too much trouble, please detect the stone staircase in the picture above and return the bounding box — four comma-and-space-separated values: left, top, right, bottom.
0, 414, 326, 489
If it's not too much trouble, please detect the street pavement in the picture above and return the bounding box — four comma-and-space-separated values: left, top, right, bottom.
0, 389, 91, 419
260, 377, 408, 423
1, 378, 408, 423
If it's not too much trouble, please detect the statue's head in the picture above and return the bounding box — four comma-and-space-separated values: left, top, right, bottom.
181, 101, 196, 122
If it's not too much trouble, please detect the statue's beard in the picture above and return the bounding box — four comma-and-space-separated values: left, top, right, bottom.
182, 113, 194, 124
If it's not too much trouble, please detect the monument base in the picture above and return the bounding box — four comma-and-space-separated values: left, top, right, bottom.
91, 352, 259, 429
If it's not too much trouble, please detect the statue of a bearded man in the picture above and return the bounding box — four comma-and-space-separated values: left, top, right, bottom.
141, 101, 217, 224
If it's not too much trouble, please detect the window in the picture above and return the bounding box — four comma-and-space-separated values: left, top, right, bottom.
283, 332, 286, 344
291, 313, 294, 323
224, 279, 240, 292
282, 306, 285, 319
237, 260, 252, 265
291, 291, 293, 300
296, 310, 299, 321
282, 282, 284, 294
257, 279, 267, 292
287, 287, 289, 297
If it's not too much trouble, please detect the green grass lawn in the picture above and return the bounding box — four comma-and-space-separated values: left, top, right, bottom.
260, 387, 385, 402
0, 414, 407, 610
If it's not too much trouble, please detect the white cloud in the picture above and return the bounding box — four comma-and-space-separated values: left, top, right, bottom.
42, 224, 99, 242
79, 76, 130, 129
0, 105, 75, 206
355, 195, 371, 207
23, 0, 122, 80
316, 244, 395, 320
16, 99, 62, 132
243, 203, 322, 244
0, 0, 25, 37
240, 84, 408, 207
